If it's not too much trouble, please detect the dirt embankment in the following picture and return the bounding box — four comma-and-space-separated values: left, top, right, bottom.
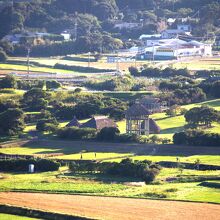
0, 192, 219, 220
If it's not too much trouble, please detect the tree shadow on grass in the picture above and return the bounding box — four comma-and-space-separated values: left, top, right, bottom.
160, 126, 184, 134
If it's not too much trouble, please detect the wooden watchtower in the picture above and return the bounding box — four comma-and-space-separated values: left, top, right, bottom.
125, 104, 151, 136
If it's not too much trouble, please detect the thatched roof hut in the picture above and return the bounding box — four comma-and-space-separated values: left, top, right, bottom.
149, 118, 161, 134
66, 116, 81, 127
139, 96, 162, 113
80, 116, 117, 130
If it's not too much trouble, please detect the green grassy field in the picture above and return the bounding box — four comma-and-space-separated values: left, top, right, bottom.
54, 152, 133, 160
1, 143, 219, 166
106, 155, 220, 166
0, 64, 74, 74
0, 89, 24, 102
9, 56, 147, 73
0, 214, 41, 220
102, 91, 155, 101
116, 98, 220, 139
10, 56, 220, 72
0, 168, 219, 204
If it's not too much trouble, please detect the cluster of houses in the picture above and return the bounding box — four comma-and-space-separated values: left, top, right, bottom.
3, 31, 71, 45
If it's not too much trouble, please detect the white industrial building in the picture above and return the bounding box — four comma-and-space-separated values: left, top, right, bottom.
139, 34, 162, 47
136, 39, 212, 60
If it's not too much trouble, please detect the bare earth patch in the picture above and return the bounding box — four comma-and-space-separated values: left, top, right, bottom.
0, 192, 219, 220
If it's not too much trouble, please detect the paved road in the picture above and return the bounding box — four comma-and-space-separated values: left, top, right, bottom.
0, 192, 219, 220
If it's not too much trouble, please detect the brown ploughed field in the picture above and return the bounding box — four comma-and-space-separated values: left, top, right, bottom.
0, 192, 219, 220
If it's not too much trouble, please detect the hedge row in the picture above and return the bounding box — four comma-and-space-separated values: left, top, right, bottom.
158, 161, 220, 170
63, 56, 96, 62
5, 60, 53, 68
0, 159, 60, 172
0, 204, 92, 220
173, 130, 220, 146
199, 181, 220, 189
54, 63, 114, 73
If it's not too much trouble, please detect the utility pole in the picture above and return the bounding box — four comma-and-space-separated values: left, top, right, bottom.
116, 52, 120, 73
11, 0, 14, 31
74, 20, 78, 41
27, 47, 30, 78
88, 52, 91, 68
134, 55, 137, 68
152, 44, 155, 64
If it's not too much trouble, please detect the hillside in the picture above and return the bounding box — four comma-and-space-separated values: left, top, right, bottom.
0, 0, 219, 56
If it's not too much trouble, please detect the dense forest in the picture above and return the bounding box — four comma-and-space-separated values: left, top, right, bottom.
0, 0, 220, 55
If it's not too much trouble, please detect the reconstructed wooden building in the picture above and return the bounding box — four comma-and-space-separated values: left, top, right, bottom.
125, 103, 160, 136
66, 116, 117, 131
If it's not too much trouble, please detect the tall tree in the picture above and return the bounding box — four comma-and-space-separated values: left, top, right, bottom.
0, 108, 25, 135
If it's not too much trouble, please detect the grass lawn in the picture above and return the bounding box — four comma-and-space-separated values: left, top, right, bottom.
0, 89, 24, 102
0, 64, 73, 74
102, 91, 156, 101
0, 171, 127, 194
10, 56, 148, 73
153, 99, 220, 139
105, 155, 220, 165
54, 152, 132, 160
0, 214, 41, 220
0, 168, 219, 204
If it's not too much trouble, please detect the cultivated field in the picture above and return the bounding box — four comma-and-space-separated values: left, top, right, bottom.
1, 56, 219, 80
0, 192, 219, 220
173, 57, 220, 71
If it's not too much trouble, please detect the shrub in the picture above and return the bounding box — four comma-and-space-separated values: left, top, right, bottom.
129, 66, 139, 76
0, 49, 8, 62
57, 127, 97, 140
142, 168, 160, 183
54, 63, 113, 73
0, 75, 17, 89
69, 159, 161, 183
97, 127, 120, 141
0, 108, 25, 136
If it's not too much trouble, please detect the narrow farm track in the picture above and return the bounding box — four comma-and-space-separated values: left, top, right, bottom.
0, 192, 219, 220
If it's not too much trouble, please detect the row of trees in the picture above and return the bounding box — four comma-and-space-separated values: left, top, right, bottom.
12, 33, 123, 57
129, 67, 190, 78
0, 75, 61, 91
185, 106, 220, 128
54, 93, 128, 121
173, 130, 220, 147
57, 126, 140, 143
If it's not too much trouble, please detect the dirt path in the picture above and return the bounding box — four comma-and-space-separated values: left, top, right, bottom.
0, 192, 219, 220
